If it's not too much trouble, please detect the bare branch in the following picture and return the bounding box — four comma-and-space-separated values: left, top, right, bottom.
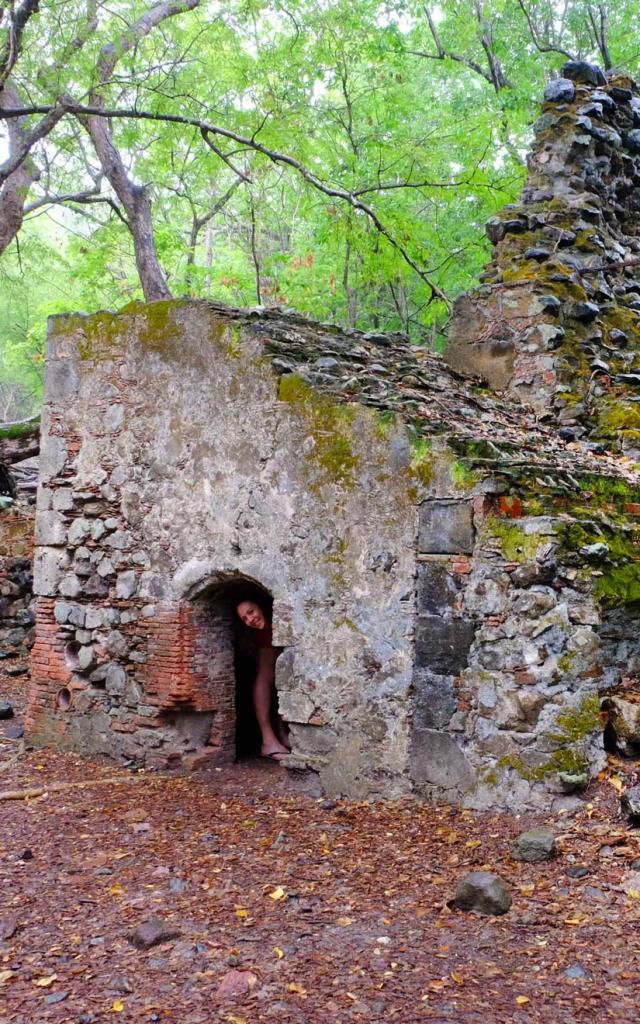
517, 0, 575, 59
410, 5, 512, 91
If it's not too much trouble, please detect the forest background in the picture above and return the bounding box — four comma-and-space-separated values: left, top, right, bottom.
1, 0, 637, 421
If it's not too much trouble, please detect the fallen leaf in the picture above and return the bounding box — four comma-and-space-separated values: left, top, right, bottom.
112, 998, 125, 1012
274, 947, 284, 959
235, 908, 249, 919
337, 917, 353, 926
109, 883, 124, 896
451, 970, 464, 985
609, 777, 624, 794
33, 975, 57, 988
268, 886, 286, 901
288, 982, 307, 996
516, 996, 530, 1005
0, 970, 16, 985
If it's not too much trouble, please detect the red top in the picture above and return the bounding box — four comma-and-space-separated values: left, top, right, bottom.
255, 627, 273, 649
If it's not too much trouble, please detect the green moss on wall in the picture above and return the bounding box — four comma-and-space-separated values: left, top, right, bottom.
546, 692, 601, 746
560, 520, 640, 605
278, 373, 358, 487
450, 459, 480, 492
485, 517, 545, 562
409, 438, 433, 487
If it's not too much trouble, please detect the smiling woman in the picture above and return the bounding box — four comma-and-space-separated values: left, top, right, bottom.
235, 596, 290, 762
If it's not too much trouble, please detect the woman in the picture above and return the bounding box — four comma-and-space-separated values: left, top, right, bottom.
235, 599, 290, 761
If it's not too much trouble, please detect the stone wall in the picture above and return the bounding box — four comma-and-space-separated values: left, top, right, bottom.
445, 62, 640, 454
0, 505, 35, 684
27, 302, 417, 794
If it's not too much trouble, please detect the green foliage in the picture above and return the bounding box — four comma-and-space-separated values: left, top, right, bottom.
3, 0, 640, 416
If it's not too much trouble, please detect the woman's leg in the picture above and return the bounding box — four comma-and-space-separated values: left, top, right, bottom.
254, 649, 288, 758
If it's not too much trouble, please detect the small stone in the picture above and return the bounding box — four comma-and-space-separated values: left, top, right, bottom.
168, 877, 186, 893
53, 601, 72, 624
447, 872, 511, 916
512, 827, 556, 863
128, 918, 181, 950
215, 969, 259, 1001
570, 301, 599, 321
538, 294, 562, 315
59, 573, 81, 598
0, 915, 19, 940
4, 723, 24, 740
20, 848, 34, 861
68, 605, 86, 628
625, 129, 640, 152
609, 328, 628, 346
78, 645, 96, 672
566, 865, 589, 879
564, 964, 586, 979
115, 571, 137, 600
610, 87, 633, 103
544, 78, 575, 104
621, 784, 640, 825
110, 976, 133, 994
0, 701, 14, 720
524, 246, 551, 261
558, 427, 576, 442
105, 664, 126, 696
44, 992, 69, 1005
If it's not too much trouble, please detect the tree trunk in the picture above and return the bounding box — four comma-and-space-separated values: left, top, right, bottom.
0, 86, 40, 257
84, 113, 171, 301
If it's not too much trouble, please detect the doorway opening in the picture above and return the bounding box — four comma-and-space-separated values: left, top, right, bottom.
190, 576, 285, 761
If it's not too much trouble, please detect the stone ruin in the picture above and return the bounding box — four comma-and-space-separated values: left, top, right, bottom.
0, 424, 38, 692
18, 61, 640, 808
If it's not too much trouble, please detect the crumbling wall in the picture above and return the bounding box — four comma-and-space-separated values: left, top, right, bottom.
446, 61, 640, 453
0, 505, 35, 685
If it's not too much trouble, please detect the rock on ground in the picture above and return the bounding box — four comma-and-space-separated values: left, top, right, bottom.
512, 827, 557, 863
448, 871, 512, 916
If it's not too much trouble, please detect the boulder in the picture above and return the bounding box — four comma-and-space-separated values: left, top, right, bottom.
561, 61, 606, 86
621, 785, 640, 825
606, 696, 640, 754
448, 871, 512, 915
512, 827, 556, 862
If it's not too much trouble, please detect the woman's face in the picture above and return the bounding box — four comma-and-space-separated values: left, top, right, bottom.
236, 600, 267, 630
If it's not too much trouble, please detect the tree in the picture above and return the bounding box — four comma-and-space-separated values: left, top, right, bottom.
1, 0, 639, 399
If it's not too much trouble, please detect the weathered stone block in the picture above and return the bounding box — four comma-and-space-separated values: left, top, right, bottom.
412, 668, 457, 729
416, 562, 459, 616
33, 547, 68, 596
410, 729, 475, 792
278, 690, 315, 723
415, 615, 476, 674
418, 501, 474, 554
105, 663, 126, 696
35, 511, 67, 547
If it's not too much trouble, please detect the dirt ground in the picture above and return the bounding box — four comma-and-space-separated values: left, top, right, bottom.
1, 681, 640, 1024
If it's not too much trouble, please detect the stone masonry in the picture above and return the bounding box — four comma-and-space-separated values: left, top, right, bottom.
27, 62, 640, 808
